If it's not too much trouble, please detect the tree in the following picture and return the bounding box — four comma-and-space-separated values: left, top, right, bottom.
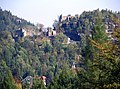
81, 17, 120, 88
48, 68, 76, 89
102, 18, 120, 88
0, 60, 17, 89
79, 16, 111, 88
32, 77, 46, 89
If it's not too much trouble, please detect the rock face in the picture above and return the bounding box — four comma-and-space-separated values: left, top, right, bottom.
64, 31, 80, 41
56, 9, 120, 41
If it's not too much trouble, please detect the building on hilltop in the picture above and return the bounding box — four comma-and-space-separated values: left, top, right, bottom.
12, 28, 26, 42
47, 27, 56, 37
15, 29, 26, 37
60, 15, 75, 22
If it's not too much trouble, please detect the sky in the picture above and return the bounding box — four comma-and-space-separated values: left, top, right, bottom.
0, 0, 120, 27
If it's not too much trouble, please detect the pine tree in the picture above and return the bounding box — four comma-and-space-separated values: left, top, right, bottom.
32, 77, 46, 89
102, 18, 120, 88
80, 15, 111, 88
0, 60, 17, 89
48, 67, 76, 89
83, 17, 120, 88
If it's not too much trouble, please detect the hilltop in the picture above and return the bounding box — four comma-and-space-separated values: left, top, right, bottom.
0, 8, 35, 31
54, 9, 120, 41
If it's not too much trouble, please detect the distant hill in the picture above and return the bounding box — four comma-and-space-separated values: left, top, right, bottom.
0, 7, 35, 32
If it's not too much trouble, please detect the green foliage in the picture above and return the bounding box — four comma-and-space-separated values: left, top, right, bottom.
92, 15, 108, 44
78, 16, 120, 88
0, 60, 17, 89
78, 17, 109, 88
32, 77, 46, 89
0, 7, 120, 89
48, 68, 77, 89
0, 8, 34, 32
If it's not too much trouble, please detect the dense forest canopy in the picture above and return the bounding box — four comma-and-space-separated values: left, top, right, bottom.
0, 8, 120, 89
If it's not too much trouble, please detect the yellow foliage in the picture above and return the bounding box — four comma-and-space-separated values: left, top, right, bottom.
104, 82, 120, 89
16, 83, 22, 89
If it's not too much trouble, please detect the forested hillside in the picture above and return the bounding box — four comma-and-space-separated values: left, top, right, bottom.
0, 8, 120, 89
0, 8, 34, 32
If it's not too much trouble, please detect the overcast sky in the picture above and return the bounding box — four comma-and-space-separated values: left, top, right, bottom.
0, 0, 120, 27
